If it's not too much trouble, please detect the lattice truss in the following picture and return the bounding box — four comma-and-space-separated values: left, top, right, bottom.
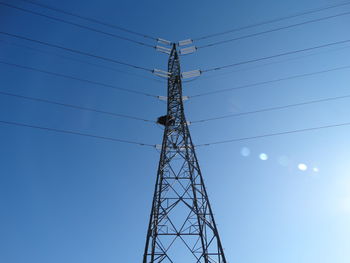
143, 45, 227, 263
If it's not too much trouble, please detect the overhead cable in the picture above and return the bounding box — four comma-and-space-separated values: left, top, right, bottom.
0, 120, 155, 147
198, 11, 350, 49
198, 44, 350, 81
196, 122, 350, 147
17, 0, 157, 41
0, 31, 153, 72
0, 91, 156, 123
0, 39, 164, 84
0, 60, 158, 98
191, 94, 350, 124
194, 1, 350, 41
0, 2, 154, 49
202, 38, 350, 73
191, 64, 350, 98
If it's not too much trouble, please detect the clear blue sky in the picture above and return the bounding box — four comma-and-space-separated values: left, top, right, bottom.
1, 0, 350, 262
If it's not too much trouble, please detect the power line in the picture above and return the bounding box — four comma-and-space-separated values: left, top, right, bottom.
0, 90, 156, 123
198, 11, 350, 49
197, 44, 350, 81
17, 0, 157, 41
194, 1, 350, 41
0, 38, 164, 84
196, 122, 350, 147
202, 38, 350, 73
191, 94, 350, 124
0, 120, 155, 147
0, 31, 153, 72
191, 65, 350, 98
0, 2, 154, 49
0, 60, 158, 98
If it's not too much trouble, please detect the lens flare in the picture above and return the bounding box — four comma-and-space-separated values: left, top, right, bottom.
259, 153, 268, 161
298, 163, 308, 171
241, 147, 250, 157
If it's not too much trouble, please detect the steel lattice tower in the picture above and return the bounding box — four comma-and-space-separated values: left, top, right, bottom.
143, 44, 227, 263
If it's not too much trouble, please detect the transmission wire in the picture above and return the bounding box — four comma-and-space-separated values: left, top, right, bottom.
0, 2, 154, 49
0, 31, 152, 72
2, 119, 349, 148
0, 120, 155, 147
191, 65, 350, 98
17, 0, 157, 41
196, 122, 350, 147
0, 90, 156, 123
198, 44, 350, 81
0, 38, 164, 84
194, 0, 350, 41
198, 11, 350, 49
0, 60, 158, 98
191, 94, 350, 124
202, 38, 350, 73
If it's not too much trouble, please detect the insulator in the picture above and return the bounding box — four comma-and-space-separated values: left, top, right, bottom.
157, 96, 167, 101
178, 39, 193, 46
179, 46, 197, 55
152, 69, 171, 78
155, 144, 162, 150
157, 38, 172, 46
181, 69, 201, 79
156, 45, 171, 54
182, 96, 189, 101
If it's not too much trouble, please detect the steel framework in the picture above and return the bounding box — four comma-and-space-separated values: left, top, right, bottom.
143, 44, 227, 263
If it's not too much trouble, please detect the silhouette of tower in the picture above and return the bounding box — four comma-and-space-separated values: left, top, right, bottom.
143, 44, 227, 263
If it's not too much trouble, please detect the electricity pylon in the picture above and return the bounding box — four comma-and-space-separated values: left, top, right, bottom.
143, 44, 227, 263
